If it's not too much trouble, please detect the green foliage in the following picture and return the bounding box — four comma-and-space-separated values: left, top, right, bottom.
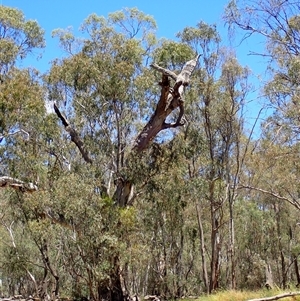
3, 3, 300, 301
153, 40, 195, 68
0, 6, 45, 68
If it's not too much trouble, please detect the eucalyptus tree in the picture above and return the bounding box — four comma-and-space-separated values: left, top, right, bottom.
46, 10, 156, 300
0, 5, 201, 300
0, 5, 45, 162
45, 8, 201, 301
0, 4, 55, 298
0, 5, 44, 73
0, 4, 257, 300
174, 21, 252, 292
224, 0, 300, 288
224, 0, 300, 144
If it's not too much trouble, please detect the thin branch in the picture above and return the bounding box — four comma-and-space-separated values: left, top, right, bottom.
150, 63, 178, 81
238, 184, 300, 211
0, 129, 30, 142
54, 103, 92, 164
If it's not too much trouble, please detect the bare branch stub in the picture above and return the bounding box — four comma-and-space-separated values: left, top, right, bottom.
54, 103, 92, 164
133, 55, 200, 153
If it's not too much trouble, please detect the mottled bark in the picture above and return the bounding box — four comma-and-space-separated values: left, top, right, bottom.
294, 254, 300, 287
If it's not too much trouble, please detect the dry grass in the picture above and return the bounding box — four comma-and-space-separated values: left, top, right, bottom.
179, 289, 300, 301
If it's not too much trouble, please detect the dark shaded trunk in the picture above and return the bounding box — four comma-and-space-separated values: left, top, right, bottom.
196, 202, 209, 293
228, 194, 236, 290
208, 179, 222, 293
289, 226, 300, 287
294, 255, 300, 287
38, 238, 60, 300
209, 213, 221, 293
96, 256, 124, 301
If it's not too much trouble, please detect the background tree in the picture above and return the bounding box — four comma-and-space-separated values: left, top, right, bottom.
177, 20, 253, 292
0, 5, 58, 300
225, 0, 300, 289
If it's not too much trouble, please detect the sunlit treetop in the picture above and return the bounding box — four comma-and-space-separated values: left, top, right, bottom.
0, 5, 45, 71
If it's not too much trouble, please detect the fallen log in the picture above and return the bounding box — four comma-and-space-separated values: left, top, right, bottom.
247, 291, 300, 301
143, 295, 160, 301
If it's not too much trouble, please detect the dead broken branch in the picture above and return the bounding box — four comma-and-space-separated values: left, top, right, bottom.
0, 176, 38, 193
133, 55, 200, 153
53, 103, 92, 164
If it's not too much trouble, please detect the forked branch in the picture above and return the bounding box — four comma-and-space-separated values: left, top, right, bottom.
133, 55, 200, 153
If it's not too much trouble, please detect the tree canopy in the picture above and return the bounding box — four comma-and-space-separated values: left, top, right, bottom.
1, 2, 300, 301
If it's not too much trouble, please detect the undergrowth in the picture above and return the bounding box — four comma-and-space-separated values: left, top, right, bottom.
179, 289, 300, 301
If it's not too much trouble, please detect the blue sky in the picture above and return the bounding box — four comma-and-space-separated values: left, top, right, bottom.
2, 0, 267, 131
2, 0, 262, 72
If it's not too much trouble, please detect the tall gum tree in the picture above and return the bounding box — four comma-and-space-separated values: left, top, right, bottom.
177, 21, 253, 292
0, 5, 45, 189
7, 10, 252, 298
224, 0, 300, 288
46, 8, 199, 301
0, 5, 59, 299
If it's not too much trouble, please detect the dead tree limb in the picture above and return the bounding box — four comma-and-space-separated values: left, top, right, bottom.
246, 291, 300, 301
113, 55, 200, 206
0, 176, 38, 193
133, 55, 200, 153
150, 63, 178, 80
53, 103, 92, 164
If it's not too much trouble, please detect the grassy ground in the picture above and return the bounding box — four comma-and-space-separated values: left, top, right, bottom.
179, 289, 300, 301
